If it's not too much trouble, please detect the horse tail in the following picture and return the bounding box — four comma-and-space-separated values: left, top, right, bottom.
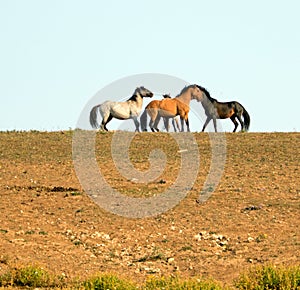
242, 106, 250, 131
140, 109, 148, 131
89, 105, 100, 129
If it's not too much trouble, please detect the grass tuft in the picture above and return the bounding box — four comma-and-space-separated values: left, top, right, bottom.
82, 273, 137, 290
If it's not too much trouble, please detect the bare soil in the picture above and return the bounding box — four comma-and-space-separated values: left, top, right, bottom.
0, 131, 299, 286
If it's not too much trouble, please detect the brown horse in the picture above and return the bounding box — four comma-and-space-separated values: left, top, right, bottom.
162, 94, 181, 132
142, 94, 180, 132
140, 84, 205, 132
197, 85, 250, 132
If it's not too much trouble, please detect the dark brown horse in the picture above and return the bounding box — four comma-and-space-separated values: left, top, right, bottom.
197, 85, 250, 132
140, 84, 205, 132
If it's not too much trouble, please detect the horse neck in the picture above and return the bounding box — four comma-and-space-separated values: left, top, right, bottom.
176, 89, 192, 105
132, 93, 144, 108
201, 95, 215, 110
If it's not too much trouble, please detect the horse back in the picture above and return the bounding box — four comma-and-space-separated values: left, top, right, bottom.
215, 101, 243, 118
146, 100, 161, 109
158, 98, 180, 117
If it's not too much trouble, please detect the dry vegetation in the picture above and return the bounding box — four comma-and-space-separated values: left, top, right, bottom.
0, 131, 299, 288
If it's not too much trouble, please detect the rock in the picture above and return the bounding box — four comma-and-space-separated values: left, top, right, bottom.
219, 240, 228, 247
91, 231, 110, 240
167, 257, 175, 264
211, 233, 219, 240
194, 234, 201, 241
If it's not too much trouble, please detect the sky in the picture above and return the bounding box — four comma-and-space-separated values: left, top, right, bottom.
0, 0, 299, 132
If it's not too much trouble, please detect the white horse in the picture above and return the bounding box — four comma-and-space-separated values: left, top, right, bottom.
89, 86, 153, 131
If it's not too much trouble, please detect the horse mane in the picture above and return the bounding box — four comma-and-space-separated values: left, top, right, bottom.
196, 85, 217, 103
127, 94, 138, 101
127, 86, 147, 101
175, 84, 196, 97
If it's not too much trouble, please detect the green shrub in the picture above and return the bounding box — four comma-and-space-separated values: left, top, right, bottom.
0, 265, 52, 287
235, 264, 300, 290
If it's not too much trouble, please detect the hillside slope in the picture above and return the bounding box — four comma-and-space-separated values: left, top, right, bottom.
0, 131, 299, 285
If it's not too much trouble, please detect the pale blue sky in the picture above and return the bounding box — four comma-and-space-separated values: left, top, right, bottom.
0, 0, 299, 132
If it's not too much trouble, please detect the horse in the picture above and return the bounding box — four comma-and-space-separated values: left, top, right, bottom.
146, 94, 180, 132
140, 84, 205, 132
89, 86, 153, 132
197, 85, 250, 132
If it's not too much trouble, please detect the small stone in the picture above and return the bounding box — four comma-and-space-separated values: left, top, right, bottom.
168, 257, 175, 264
219, 241, 228, 247
194, 234, 201, 241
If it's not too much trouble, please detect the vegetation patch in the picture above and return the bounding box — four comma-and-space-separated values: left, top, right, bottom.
0, 264, 299, 289
235, 264, 300, 290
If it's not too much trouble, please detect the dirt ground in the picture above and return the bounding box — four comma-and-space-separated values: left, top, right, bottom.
0, 131, 299, 287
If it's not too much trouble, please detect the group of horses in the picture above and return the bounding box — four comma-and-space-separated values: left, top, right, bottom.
89, 84, 250, 133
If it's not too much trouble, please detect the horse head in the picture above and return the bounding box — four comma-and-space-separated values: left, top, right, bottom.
196, 85, 212, 103
135, 86, 154, 98
191, 84, 204, 102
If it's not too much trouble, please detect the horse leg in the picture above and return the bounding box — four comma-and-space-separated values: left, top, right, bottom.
132, 116, 140, 132
153, 115, 161, 132
172, 118, 176, 132
230, 116, 239, 132
212, 118, 217, 132
185, 117, 190, 132
149, 118, 154, 132
173, 118, 179, 132
149, 118, 156, 132
201, 117, 211, 132
236, 114, 244, 132
180, 117, 185, 132
166, 118, 170, 132
101, 114, 113, 131
148, 110, 157, 132
171, 119, 176, 132
163, 117, 170, 132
